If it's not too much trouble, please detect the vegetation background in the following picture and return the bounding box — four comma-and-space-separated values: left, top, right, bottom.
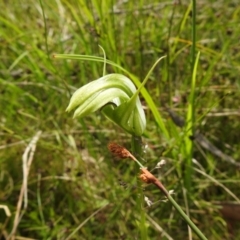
0, 0, 240, 239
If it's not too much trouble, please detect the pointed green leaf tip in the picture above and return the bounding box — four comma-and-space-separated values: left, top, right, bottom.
66, 73, 146, 136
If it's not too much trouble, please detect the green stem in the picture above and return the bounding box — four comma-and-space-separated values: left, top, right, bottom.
152, 178, 208, 240
191, 0, 196, 72
131, 135, 148, 240
184, 0, 197, 190
133, 156, 207, 239
167, 194, 208, 240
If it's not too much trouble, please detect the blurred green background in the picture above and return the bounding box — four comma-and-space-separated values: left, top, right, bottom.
0, 0, 240, 239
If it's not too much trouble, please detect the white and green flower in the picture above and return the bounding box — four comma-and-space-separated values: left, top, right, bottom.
66, 73, 146, 136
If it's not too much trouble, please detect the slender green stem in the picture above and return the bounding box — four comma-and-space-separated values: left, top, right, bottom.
167, 194, 208, 240
98, 45, 106, 76
191, 0, 196, 71
184, 52, 200, 191
184, 0, 198, 191
131, 135, 148, 240
131, 135, 143, 159
133, 153, 207, 240
39, 0, 49, 58
166, 4, 176, 107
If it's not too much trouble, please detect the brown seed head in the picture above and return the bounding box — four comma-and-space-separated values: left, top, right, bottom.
108, 142, 131, 159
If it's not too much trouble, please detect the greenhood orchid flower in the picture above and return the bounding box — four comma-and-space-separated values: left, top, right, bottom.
66, 73, 146, 136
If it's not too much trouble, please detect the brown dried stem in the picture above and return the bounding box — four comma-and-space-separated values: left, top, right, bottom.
139, 168, 169, 196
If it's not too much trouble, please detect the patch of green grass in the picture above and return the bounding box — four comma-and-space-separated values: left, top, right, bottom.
1, 0, 240, 239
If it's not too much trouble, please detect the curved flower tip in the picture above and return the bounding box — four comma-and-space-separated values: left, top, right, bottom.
66, 73, 146, 136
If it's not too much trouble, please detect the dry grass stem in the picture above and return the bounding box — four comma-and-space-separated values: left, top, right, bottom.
140, 168, 169, 196
139, 168, 157, 184
9, 131, 42, 239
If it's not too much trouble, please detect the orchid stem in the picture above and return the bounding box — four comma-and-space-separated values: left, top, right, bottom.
131, 135, 148, 240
